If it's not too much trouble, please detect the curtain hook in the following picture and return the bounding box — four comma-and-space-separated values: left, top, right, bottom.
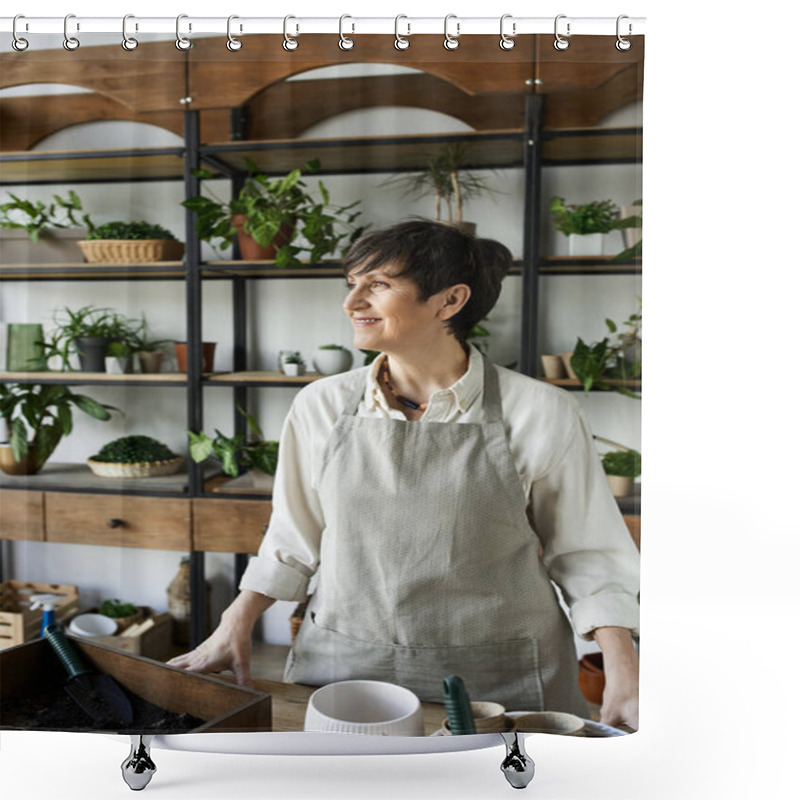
283, 15, 299, 51
553, 14, 570, 51
122, 14, 138, 51
443, 14, 460, 51
499, 14, 516, 50
12, 14, 29, 51
339, 14, 355, 50
63, 13, 80, 51
227, 15, 243, 51
616, 15, 632, 51
394, 15, 410, 51
175, 14, 192, 50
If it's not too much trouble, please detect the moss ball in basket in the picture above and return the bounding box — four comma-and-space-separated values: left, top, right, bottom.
77, 221, 184, 263
87, 435, 183, 478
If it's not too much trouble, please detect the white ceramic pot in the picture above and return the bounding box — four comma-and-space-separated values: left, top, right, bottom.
607, 474, 634, 497
282, 362, 304, 377
313, 347, 353, 375
567, 232, 604, 256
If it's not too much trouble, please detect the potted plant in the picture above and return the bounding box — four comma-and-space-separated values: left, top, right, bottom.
129, 315, 170, 374
173, 341, 217, 373
549, 197, 620, 256
0, 190, 91, 264
87, 434, 182, 478
281, 352, 306, 377
97, 598, 144, 632
182, 158, 367, 267
382, 143, 498, 234
77, 220, 184, 264
313, 344, 353, 375
600, 445, 641, 498
43, 305, 139, 373
611, 199, 642, 262
569, 304, 642, 398
0, 383, 119, 475
188, 407, 279, 491
104, 341, 135, 375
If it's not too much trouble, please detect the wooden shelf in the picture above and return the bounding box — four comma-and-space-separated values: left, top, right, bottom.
0, 371, 190, 386
539, 256, 641, 276
205, 371, 326, 387
540, 378, 641, 391
541, 128, 642, 164
0, 262, 185, 281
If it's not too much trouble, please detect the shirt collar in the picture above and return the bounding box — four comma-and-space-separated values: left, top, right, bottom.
365, 344, 484, 415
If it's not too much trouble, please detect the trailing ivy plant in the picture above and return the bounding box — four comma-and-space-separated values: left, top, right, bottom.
0, 383, 119, 472
0, 190, 94, 242
188, 407, 279, 478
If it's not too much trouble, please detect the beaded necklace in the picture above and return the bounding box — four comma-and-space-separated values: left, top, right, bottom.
379, 358, 428, 412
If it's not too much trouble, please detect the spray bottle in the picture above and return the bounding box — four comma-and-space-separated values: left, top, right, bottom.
29, 593, 66, 637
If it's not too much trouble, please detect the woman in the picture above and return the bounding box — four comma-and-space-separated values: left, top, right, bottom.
169, 219, 640, 729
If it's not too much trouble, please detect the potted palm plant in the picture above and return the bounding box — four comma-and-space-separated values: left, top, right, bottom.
0, 383, 119, 475
382, 143, 498, 234
182, 159, 366, 267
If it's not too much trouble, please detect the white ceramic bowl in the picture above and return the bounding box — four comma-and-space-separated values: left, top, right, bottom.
304, 680, 424, 736
68, 613, 118, 637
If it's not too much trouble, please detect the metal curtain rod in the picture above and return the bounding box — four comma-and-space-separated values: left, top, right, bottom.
0, 15, 646, 37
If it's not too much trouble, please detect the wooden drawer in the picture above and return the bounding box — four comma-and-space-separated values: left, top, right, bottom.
44, 492, 190, 550
0, 490, 45, 542
192, 498, 272, 553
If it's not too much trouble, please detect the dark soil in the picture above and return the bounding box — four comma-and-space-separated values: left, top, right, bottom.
1, 673, 206, 733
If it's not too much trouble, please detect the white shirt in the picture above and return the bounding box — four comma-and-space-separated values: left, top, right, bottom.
240, 345, 640, 640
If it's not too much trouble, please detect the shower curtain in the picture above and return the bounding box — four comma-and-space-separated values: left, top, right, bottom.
0, 16, 643, 788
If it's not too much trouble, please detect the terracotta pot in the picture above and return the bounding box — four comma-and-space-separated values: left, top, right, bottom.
173, 342, 217, 373
0, 444, 39, 475
578, 651, 605, 705
541, 354, 567, 380
231, 215, 295, 261
560, 351, 578, 380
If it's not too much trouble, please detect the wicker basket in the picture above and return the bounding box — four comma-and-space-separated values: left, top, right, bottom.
86, 456, 183, 478
77, 239, 184, 263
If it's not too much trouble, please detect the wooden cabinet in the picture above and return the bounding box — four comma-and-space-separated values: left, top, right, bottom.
44, 492, 191, 551
0, 490, 45, 542
192, 498, 272, 554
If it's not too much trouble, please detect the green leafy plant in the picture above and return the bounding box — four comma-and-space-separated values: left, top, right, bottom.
571, 304, 642, 398
550, 197, 620, 236
318, 343, 347, 351
360, 349, 381, 366
85, 221, 177, 241
90, 435, 178, 464
0, 190, 94, 242
43, 305, 141, 371
283, 353, 305, 366
99, 598, 138, 618
383, 143, 498, 223
127, 313, 169, 354
0, 383, 119, 471
182, 159, 367, 267
610, 199, 642, 262
601, 448, 641, 478
188, 407, 279, 478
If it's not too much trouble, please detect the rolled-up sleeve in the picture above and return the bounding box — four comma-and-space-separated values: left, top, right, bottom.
530, 407, 640, 640
239, 404, 325, 602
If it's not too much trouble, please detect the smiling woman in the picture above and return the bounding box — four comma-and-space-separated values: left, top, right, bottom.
169, 219, 640, 729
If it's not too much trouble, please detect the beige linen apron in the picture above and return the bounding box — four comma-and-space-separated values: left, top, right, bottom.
285, 355, 587, 715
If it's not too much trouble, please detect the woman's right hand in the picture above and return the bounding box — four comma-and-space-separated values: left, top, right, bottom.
166, 590, 275, 688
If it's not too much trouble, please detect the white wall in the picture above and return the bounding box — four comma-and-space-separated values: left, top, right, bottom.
1, 75, 641, 647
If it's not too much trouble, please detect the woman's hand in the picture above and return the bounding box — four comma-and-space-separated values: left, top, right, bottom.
592, 626, 639, 731
166, 590, 275, 688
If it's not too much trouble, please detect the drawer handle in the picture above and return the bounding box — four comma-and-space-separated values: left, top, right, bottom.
107, 518, 125, 529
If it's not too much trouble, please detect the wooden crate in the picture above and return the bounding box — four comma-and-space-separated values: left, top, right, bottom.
0, 636, 272, 733
73, 607, 173, 661
0, 582, 79, 650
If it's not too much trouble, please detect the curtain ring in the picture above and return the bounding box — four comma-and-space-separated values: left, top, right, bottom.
443, 14, 460, 51
394, 15, 410, 50
616, 15, 632, 51
12, 14, 29, 51
553, 14, 570, 51
175, 14, 192, 50
122, 14, 138, 51
339, 14, 355, 50
283, 15, 299, 51
499, 14, 516, 50
63, 13, 80, 51
227, 15, 243, 51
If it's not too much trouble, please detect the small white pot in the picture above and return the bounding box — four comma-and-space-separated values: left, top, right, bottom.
282, 362, 304, 377
568, 232, 604, 256
607, 474, 634, 498
313, 348, 353, 375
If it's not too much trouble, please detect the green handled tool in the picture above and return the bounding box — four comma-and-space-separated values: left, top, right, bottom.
442, 674, 477, 735
44, 624, 134, 728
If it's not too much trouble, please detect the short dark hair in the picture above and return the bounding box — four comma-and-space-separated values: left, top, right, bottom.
342, 219, 512, 343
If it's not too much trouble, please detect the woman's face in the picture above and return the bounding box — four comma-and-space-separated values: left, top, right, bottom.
343, 264, 454, 355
